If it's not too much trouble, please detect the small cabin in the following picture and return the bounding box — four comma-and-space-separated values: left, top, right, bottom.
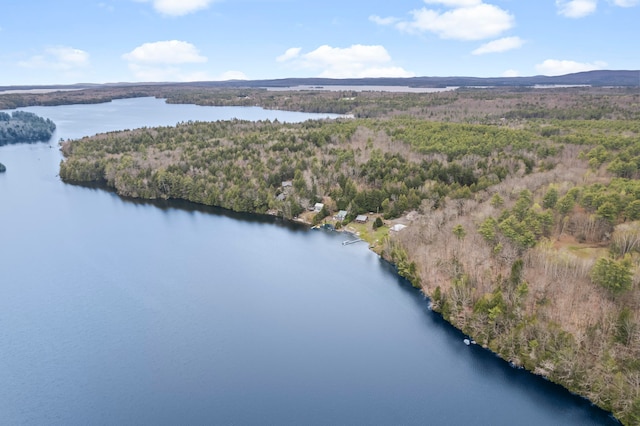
334, 210, 347, 221
282, 181, 293, 188
355, 214, 368, 224
314, 203, 325, 213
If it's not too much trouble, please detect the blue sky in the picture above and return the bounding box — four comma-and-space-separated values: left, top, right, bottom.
1, 0, 638, 85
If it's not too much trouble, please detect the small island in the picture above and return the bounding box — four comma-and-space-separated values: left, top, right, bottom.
0, 162, 5, 173
0, 111, 56, 146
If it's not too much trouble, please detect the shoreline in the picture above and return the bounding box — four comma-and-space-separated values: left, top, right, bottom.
61, 176, 620, 423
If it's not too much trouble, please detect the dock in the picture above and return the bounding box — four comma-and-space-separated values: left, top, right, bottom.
342, 238, 364, 246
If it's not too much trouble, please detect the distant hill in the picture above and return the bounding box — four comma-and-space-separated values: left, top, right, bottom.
189, 70, 640, 89
1, 70, 638, 93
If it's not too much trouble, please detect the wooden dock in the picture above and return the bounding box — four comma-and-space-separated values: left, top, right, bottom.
342, 238, 363, 246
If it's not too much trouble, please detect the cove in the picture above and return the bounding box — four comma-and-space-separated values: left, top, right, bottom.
0, 98, 618, 425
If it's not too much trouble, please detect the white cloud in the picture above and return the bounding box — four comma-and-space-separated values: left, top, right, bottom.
612, 0, 639, 6
134, 0, 216, 16
19, 46, 90, 70
277, 44, 415, 79
368, 15, 400, 25
396, 3, 514, 40
423, 0, 482, 6
122, 40, 207, 64
535, 59, 607, 75
276, 47, 302, 62
556, 0, 597, 18
472, 36, 524, 55
502, 69, 520, 77
123, 40, 210, 82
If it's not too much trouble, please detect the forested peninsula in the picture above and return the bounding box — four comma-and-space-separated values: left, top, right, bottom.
58, 86, 640, 424
0, 111, 56, 145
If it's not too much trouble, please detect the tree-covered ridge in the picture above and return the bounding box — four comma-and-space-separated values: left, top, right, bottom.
0, 111, 56, 145
59, 117, 537, 221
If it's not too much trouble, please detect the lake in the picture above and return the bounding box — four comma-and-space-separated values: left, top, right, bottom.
0, 98, 618, 425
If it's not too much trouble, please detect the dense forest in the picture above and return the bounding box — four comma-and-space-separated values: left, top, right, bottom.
0, 111, 56, 145
57, 87, 640, 424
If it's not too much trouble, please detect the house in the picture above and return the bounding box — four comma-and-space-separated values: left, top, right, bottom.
355, 214, 368, 223
276, 193, 286, 201
334, 210, 347, 221
281, 181, 293, 188
390, 224, 407, 232
314, 203, 325, 213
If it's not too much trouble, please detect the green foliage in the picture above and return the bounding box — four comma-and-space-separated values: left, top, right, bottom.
452, 224, 466, 240
478, 217, 498, 243
385, 117, 534, 159
580, 179, 640, 224
542, 186, 558, 209
596, 201, 619, 224
490, 193, 504, 208
474, 288, 507, 322
615, 307, 637, 346
556, 194, 576, 216
481, 190, 554, 251
625, 200, 640, 221
389, 243, 421, 288
587, 146, 609, 169
590, 257, 633, 294
373, 216, 383, 229
510, 259, 524, 286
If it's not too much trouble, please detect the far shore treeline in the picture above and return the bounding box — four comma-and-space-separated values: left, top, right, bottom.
12, 84, 640, 425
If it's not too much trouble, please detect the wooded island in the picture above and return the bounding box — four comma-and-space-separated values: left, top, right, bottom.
0, 111, 56, 145
40, 86, 640, 424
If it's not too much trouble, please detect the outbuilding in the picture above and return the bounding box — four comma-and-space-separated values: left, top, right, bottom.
355, 214, 368, 223
390, 224, 407, 232
334, 210, 347, 221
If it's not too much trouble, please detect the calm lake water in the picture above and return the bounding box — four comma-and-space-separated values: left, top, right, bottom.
0, 98, 618, 425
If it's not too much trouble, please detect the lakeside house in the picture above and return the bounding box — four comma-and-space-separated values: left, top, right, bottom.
314, 203, 325, 213
355, 214, 368, 224
281, 180, 292, 188
334, 210, 347, 221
